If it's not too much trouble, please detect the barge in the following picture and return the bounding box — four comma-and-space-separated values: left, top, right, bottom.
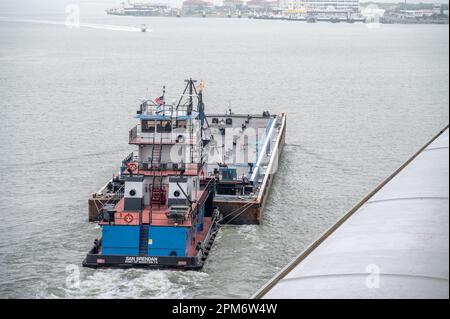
203, 112, 286, 224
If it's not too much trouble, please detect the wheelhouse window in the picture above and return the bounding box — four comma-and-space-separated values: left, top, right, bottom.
176, 120, 187, 130
142, 120, 155, 132
157, 120, 172, 133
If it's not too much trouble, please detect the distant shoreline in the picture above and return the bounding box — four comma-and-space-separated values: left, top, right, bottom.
105, 13, 449, 25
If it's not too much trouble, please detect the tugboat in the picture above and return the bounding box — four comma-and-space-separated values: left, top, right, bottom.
83, 79, 221, 269
140, 24, 147, 32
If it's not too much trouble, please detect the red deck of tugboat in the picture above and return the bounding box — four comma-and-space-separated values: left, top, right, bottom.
123, 168, 200, 177
102, 188, 207, 227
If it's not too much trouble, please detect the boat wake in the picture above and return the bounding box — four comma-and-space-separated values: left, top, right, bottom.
0, 17, 151, 32
56, 268, 210, 299
236, 225, 259, 242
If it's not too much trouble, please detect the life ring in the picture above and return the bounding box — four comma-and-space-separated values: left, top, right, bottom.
177, 135, 185, 143
124, 213, 134, 223
127, 162, 137, 172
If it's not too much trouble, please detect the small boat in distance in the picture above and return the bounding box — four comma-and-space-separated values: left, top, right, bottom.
141, 24, 147, 32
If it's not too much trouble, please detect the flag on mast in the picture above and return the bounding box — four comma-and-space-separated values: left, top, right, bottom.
155, 95, 165, 106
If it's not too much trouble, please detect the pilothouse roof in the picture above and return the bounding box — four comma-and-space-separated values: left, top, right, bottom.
137, 78, 206, 122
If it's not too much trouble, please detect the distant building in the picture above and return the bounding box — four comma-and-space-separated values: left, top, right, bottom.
280, 0, 360, 13
223, 0, 245, 10
182, 0, 213, 14
246, 0, 279, 10
392, 9, 434, 19
433, 3, 442, 15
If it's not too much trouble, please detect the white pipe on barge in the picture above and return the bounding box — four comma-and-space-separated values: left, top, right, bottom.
254, 125, 449, 299
250, 116, 277, 183
257, 114, 286, 209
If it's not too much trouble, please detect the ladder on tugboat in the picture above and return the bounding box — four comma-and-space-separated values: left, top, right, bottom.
151, 181, 166, 207
149, 131, 165, 222
139, 225, 149, 256
151, 144, 162, 170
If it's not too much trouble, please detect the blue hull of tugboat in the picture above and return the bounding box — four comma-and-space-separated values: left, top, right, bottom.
147, 226, 187, 257
101, 225, 140, 256
82, 210, 220, 269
